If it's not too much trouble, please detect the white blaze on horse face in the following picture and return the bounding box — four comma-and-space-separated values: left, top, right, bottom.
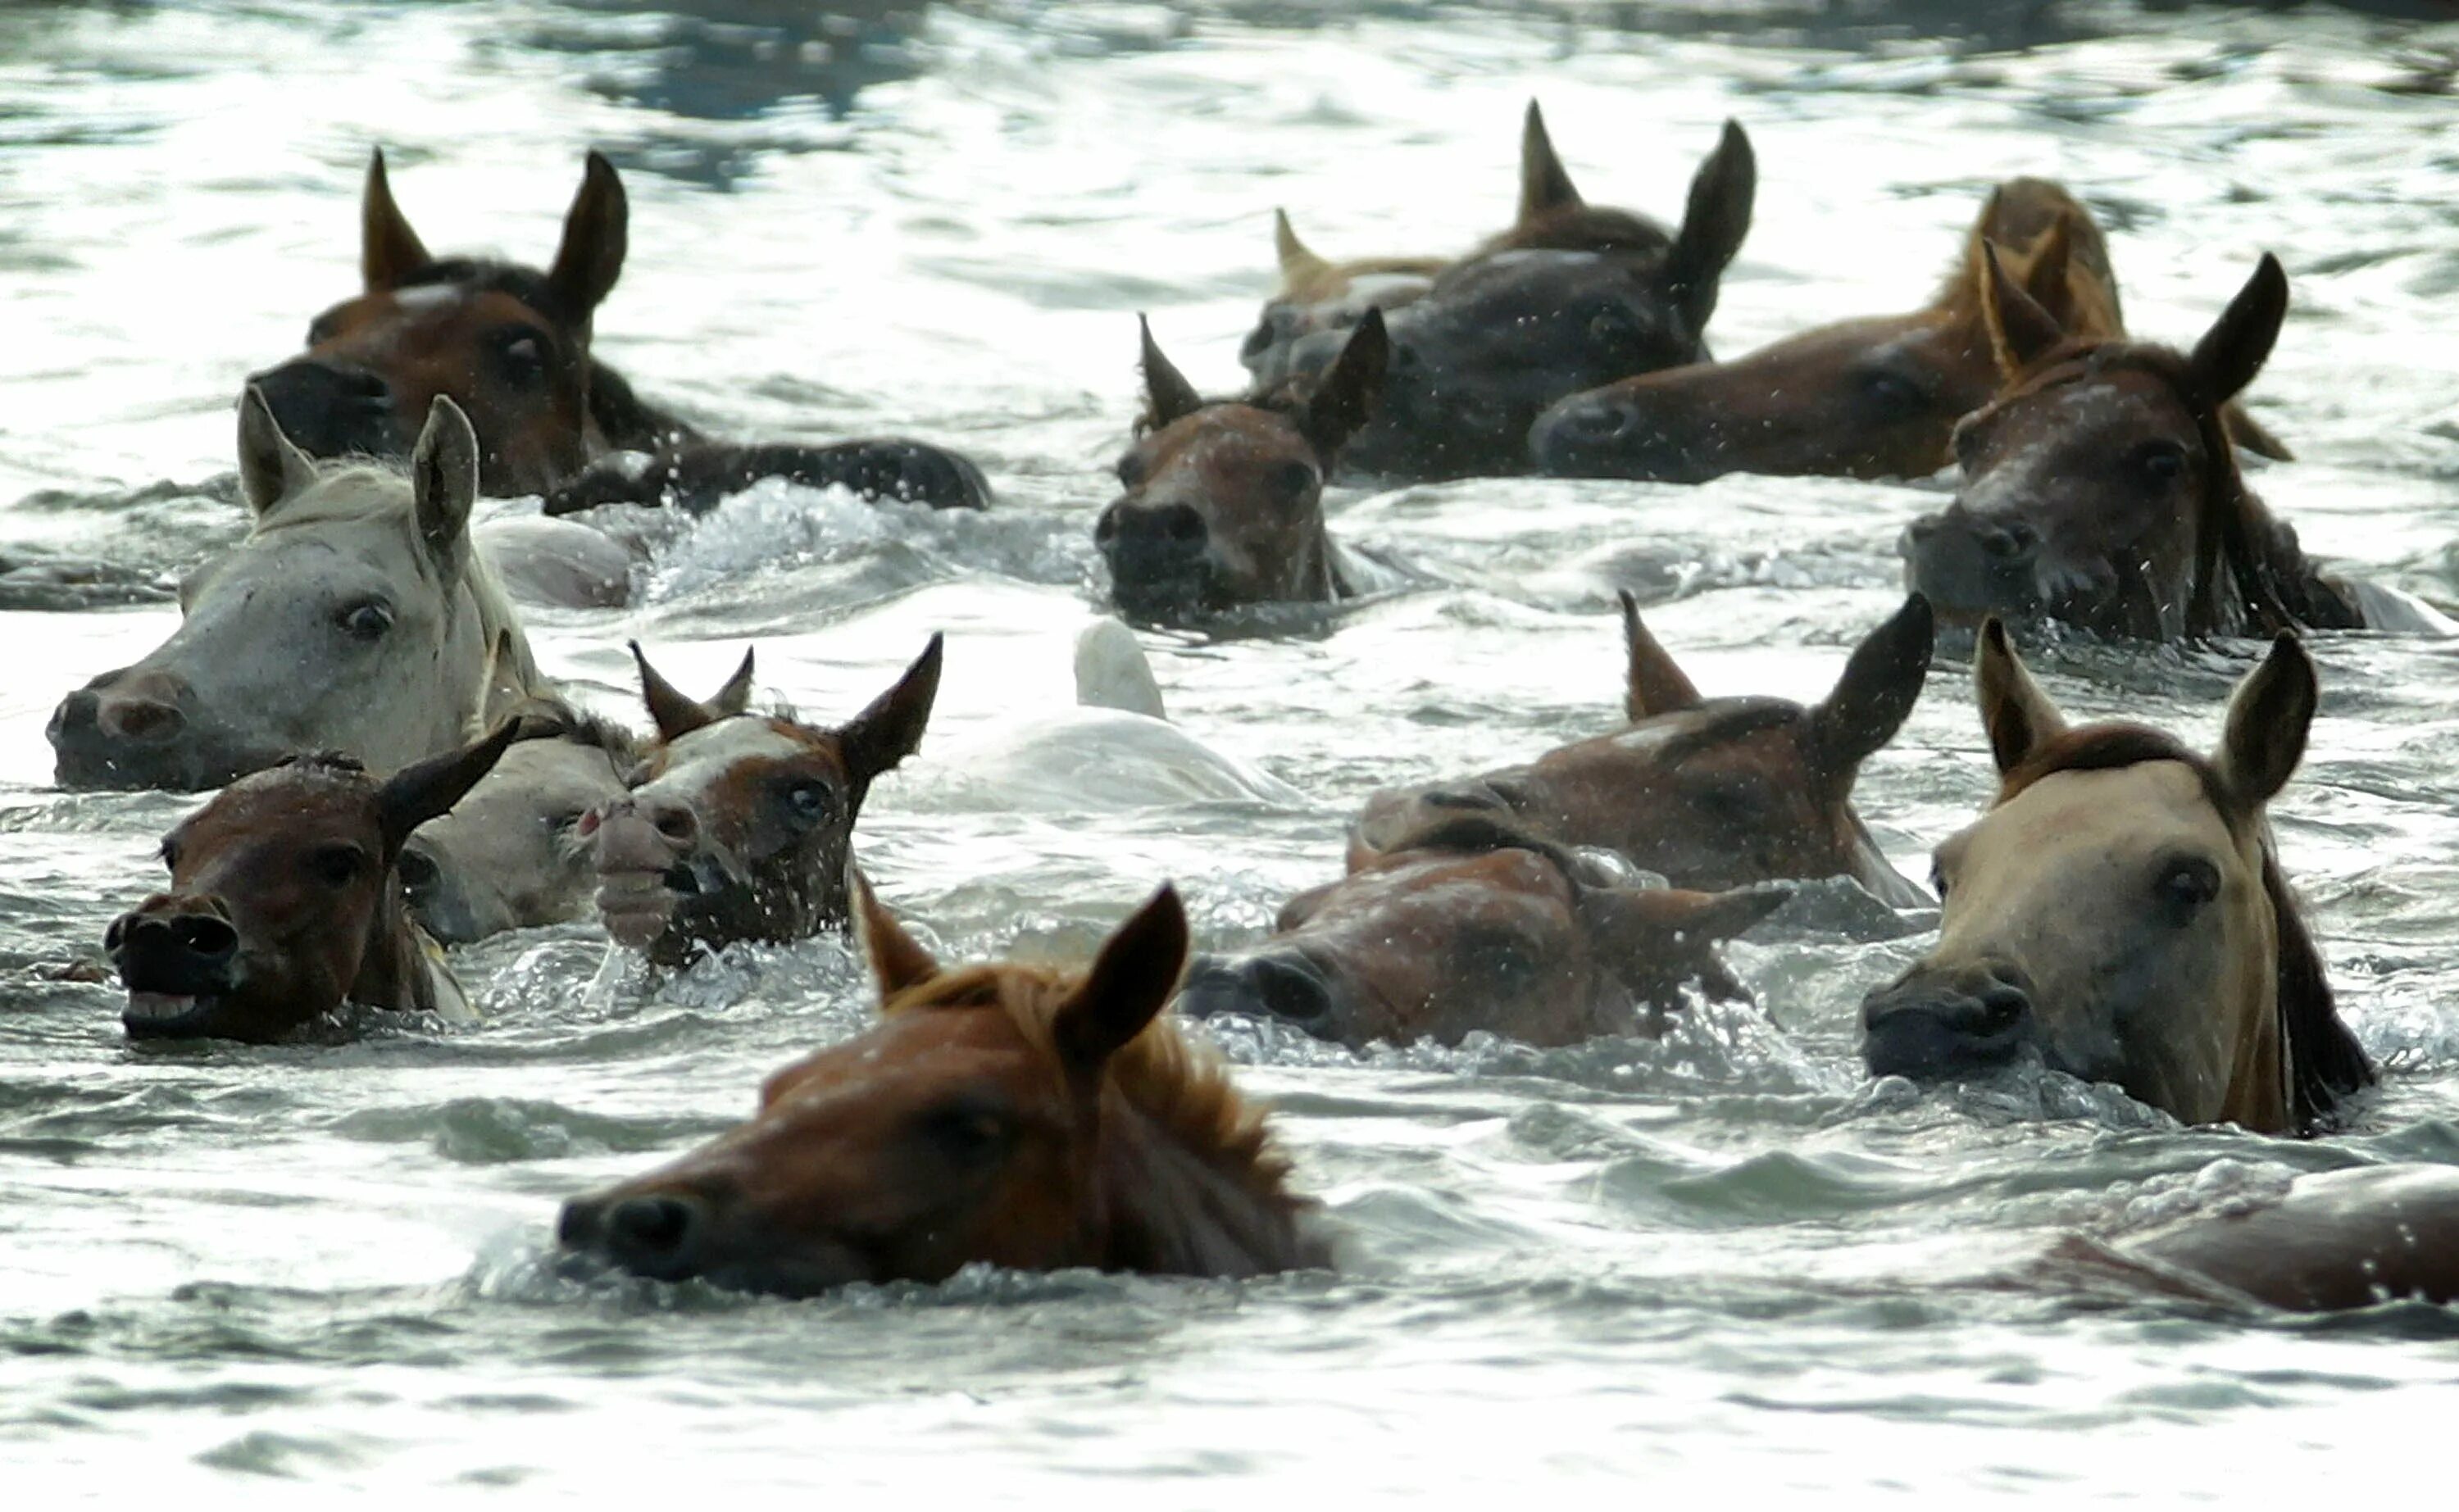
636, 718, 817, 856
1931, 761, 2274, 1124
389, 284, 465, 315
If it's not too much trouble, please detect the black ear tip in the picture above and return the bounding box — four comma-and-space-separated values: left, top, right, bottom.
1356, 306, 1387, 338
1617, 587, 1640, 616
1980, 616, 2009, 653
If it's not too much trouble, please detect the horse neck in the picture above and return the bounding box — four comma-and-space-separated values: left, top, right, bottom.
349, 883, 443, 1015
1091, 1100, 1322, 1279
2189, 419, 2364, 636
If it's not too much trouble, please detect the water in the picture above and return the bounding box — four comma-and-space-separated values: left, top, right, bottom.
7, 0, 2459, 1500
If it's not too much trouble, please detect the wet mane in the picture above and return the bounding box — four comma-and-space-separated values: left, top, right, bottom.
1377, 810, 1594, 888
880, 964, 1294, 1196
511, 702, 643, 765
1993, 720, 2373, 1132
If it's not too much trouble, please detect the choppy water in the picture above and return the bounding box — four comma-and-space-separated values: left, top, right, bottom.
9, 0, 2459, 1500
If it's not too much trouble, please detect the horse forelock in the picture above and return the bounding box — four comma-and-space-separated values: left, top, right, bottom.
394, 258, 564, 325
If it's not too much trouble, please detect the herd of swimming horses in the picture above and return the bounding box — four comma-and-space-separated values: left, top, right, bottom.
42, 110, 2459, 1317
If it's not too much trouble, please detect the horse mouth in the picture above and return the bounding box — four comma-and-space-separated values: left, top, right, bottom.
122, 990, 226, 1038
596, 865, 700, 949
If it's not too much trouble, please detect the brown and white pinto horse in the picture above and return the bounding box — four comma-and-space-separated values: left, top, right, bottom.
1179, 814, 1788, 1049
583, 636, 942, 965
1098, 311, 1389, 622
558, 879, 1326, 1292
1901, 252, 2436, 638
105, 722, 518, 1042
250, 150, 988, 510
1352, 594, 1934, 908
1860, 622, 2373, 1133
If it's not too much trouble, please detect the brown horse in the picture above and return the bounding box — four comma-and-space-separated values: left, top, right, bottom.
2080, 1165, 2459, 1311
1098, 311, 1388, 622
1261, 110, 1757, 479
1179, 814, 1788, 1049
1352, 594, 1934, 908
583, 636, 941, 965
1861, 622, 2372, 1133
106, 722, 518, 1042
1529, 179, 2293, 483
250, 149, 987, 509
558, 879, 1326, 1292
1899, 252, 2420, 639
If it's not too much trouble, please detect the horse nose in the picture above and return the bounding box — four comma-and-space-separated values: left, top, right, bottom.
49, 670, 202, 789
1177, 951, 1336, 1028
247, 359, 398, 461
1097, 500, 1211, 581
1859, 962, 2034, 1081
107, 898, 240, 982
569, 1192, 709, 1280
1898, 506, 2043, 619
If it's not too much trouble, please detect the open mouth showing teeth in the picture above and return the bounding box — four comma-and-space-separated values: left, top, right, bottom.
122, 991, 223, 1038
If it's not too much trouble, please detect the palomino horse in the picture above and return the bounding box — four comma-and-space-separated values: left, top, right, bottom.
1860, 622, 2373, 1133
106, 722, 518, 1042
1530, 180, 2302, 484
1901, 252, 2439, 638
48, 393, 545, 792
398, 704, 636, 945
1179, 813, 1789, 1049
1266, 113, 1757, 479
1352, 594, 1935, 907
558, 879, 1326, 1292
584, 636, 942, 965
251, 149, 987, 509
1098, 311, 1389, 621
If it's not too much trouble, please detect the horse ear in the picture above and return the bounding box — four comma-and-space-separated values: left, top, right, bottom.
1051, 885, 1189, 1081
1517, 99, 1583, 224
1580, 881, 1789, 1006
1807, 594, 1934, 777
630, 640, 719, 742
1981, 241, 2068, 378
1620, 590, 1701, 721
2019, 212, 2078, 330
2214, 631, 2316, 816
709, 647, 757, 716
835, 633, 943, 787
1274, 208, 1331, 292
1137, 316, 1204, 430
376, 719, 520, 853
849, 867, 940, 1000
1974, 617, 2066, 773
1297, 307, 1389, 457
2185, 253, 2288, 409
543, 150, 628, 322
1666, 120, 1756, 331
409, 396, 479, 569
361, 148, 431, 293
236, 384, 320, 514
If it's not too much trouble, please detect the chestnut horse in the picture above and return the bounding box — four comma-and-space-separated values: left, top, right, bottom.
1902, 252, 2442, 638
1098, 311, 1389, 622
1352, 594, 1934, 908
1264, 110, 1757, 479
1180, 814, 1788, 1049
584, 636, 941, 965
2084, 1165, 2459, 1311
558, 880, 1326, 1292
106, 722, 518, 1042
250, 149, 987, 509
1860, 622, 2372, 1133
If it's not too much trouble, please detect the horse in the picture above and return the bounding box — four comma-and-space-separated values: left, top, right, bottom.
48, 392, 548, 792
583, 635, 942, 965
106, 722, 518, 1042
557, 879, 1327, 1292
1352, 593, 1935, 908
398, 704, 637, 945
250, 149, 988, 509
1860, 621, 2373, 1134
1265, 113, 1757, 479
1098, 311, 1389, 622
1179, 813, 1788, 1050
1900, 252, 2443, 638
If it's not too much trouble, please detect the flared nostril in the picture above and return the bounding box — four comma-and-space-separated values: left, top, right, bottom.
1248, 955, 1333, 1024
98, 696, 184, 744
1975, 983, 2031, 1030
603, 1193, 703, 1269
1157, 504, 1206, 547
647, 802, 697, 847
1978, 522, 2035, 561
169, 915, 237, 961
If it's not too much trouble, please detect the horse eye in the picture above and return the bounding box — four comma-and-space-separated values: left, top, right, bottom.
787, 783, 832, 824
336, 599, 393, 642
2135, 442, 2189, 484
1862, 370, 1925, 413
1929, 864, 1950, 901
1269, 460, 1317, 501
308, 844, 366, 888
496, 332, 548, 386
1587, 307, 1640, 345
159, 838, 182, 873
920, 1103, 1015, 1166
2154, 856, 2222, 919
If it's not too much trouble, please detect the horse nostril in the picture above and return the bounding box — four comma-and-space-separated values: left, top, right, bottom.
1157, 504, 1207, 548
1979, 522, 2036, 561
102, 915, 130, 953
1905, 516, 1941, 544
602, 1193, 705, 1273
648, 803, 697, 847
1566, 400, 1636, 447
57, 689, 102, 735
1248, 955, 1334, 1024
99, 696, 184, 743
169, 915, 237, 962
1093, 505, 1123, 547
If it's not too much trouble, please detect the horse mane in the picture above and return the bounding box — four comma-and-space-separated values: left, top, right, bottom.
879, 964, 1298, 1201
509, 699, 644, 765
1995, 721, 2375, 1132
1478, 207, 1674, 257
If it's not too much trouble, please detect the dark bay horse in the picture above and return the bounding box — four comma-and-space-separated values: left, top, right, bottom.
1098, 311, 1388, 623
1352, 594, 1934, 907
583, 636, 941, 965
558, 879, 1327, 1292
1901, 252, 2438, 638
107, 722, 518, 1042
1265, 110, 1757, 479
1861, 622, 2372, 1133
2083, 1165, 2459, 1311
251, 149, 987, 510
1179, 814, 1788, 1049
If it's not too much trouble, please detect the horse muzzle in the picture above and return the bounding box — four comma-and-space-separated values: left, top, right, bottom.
582, 797, 730, 950
48, 669, 267, 793
1898, 506, 2045, 627
1859, 959, 2037, 1082
1178, 949, 1343, 1036
245, 359, 402, 463
106, 897, 243, 1039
